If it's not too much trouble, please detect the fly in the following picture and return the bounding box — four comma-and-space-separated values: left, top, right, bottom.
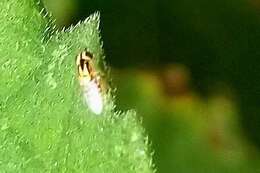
76, 50, 103, 115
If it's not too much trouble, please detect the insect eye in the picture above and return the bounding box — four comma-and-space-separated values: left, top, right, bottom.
84, 51, 93, 59
80, 58, 86, 71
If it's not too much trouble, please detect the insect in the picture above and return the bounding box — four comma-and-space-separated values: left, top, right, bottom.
76, 50, 103, 115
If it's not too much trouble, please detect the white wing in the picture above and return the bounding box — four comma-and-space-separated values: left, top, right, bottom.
82, 80, 103, 115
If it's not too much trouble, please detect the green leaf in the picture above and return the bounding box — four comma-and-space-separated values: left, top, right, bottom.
0, 0, 154, 172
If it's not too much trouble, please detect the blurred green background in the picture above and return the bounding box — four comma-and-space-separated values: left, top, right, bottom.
43, 0, 260, 172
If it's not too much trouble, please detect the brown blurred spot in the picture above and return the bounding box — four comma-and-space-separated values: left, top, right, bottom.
160, 64, 191, 97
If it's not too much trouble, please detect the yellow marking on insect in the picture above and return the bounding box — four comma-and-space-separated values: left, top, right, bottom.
76, 50, 103, 115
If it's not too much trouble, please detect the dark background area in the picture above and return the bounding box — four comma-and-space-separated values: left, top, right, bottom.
44, 0, 260, 172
